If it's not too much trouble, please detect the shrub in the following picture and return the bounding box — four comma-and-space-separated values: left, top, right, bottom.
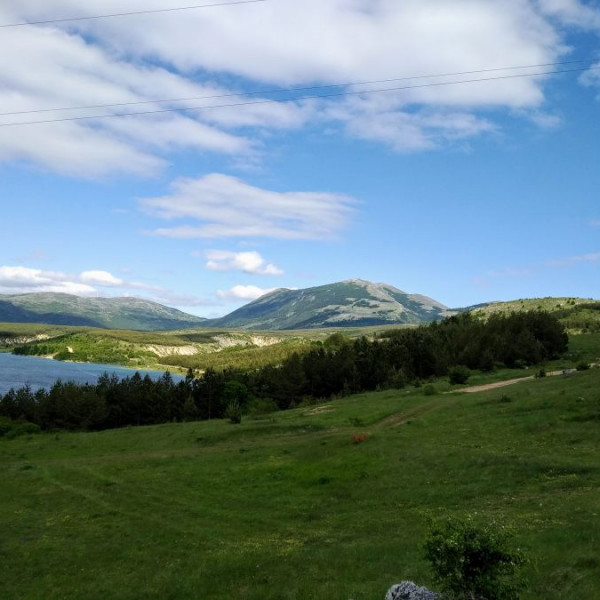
247, 397, 278, 418
423, 384, 437, 396
448, 365, 471, 385
534, 368, 546, 378
424, 516, 525, 600
225, 400, 242, 424
0, 417, 41, 439
351, 432, 369, 444
576, 361, 590, 371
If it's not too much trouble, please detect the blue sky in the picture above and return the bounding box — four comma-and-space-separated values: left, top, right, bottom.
1, 0, 599, 316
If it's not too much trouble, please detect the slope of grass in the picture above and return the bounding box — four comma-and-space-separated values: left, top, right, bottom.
2, 364, 600, 599
470, 298, 600, 334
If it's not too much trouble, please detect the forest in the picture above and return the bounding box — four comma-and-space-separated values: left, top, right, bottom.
0, 311, 568, 432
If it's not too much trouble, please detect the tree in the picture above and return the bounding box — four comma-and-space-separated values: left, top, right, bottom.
424, 516, 525, 600
448, 365, 471, 385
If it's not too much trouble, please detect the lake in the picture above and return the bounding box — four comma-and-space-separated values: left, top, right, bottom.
0, 353, 182, 396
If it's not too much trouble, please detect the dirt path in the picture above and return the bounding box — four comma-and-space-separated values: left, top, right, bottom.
457, 369, 568, 393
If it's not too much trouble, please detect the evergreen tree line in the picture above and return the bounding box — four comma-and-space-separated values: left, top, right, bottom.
0, 311, 568, 432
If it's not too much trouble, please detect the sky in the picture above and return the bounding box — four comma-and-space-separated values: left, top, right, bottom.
1, 0, 599, 317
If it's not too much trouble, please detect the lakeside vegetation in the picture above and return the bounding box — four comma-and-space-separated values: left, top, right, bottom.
2, 298, 598, 377
0, 312, 569, 432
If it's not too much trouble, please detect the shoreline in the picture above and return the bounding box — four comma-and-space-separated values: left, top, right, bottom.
3, 351, 184, 376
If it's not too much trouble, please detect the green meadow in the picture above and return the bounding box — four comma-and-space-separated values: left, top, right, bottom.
2, 353, 600, 599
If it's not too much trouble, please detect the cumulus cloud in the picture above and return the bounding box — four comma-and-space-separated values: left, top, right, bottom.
204, 250, 283, 275
0, 266, 97, 295
80, 270, 124, 287
537, 0, 600, 30
141, 173, 356, 240
216, 285, 277, 301
0, 0, 590, 175
0, 265, 159, 295
0, 10, 293, 177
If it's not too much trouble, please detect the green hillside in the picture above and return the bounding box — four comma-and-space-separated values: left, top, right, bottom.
469, 298, 600, 334
1, 351, 599, 599
1, 323, 312, 372
469, 297, 596, 317
0, 293, 206, 331
206, 279, 450, 330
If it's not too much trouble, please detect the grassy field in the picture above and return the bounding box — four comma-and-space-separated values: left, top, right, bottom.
2, 349, 600, 599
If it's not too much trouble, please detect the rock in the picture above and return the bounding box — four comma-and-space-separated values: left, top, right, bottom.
385, 581, 439, 600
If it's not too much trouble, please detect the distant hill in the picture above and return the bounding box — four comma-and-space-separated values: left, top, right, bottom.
204, 279, 451, 330
466, 297, 600, 334
466, 297, 597, 316
0, 293, 206, 331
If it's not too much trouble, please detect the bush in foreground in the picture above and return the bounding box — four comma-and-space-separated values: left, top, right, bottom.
424, 516, 525, 600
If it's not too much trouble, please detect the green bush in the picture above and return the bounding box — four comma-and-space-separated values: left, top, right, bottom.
576, 361, 590, 371
247, 397, 278, 418
448, 365, 471, 385
0, 417, 41, 439
225, 400, 242, 424
423, 384, 438, 396
424, 516, 525, 600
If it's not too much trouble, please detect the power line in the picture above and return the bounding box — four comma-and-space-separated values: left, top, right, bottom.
0, 0, 268, 28
0, 59, 590, 119
1, 65, 596, 129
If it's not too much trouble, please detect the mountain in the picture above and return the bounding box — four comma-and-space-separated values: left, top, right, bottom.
205, 279, 451, 330
0, 293, 206, 331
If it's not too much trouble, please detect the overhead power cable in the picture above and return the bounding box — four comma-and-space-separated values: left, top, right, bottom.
0, 65, 596, 129
0, 0, 268, 29
0, 59, 590, 119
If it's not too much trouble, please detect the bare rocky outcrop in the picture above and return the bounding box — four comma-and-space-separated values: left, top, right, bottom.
0, 334, 51, 347
385, 581, 439, 600
144, 345, 199, 357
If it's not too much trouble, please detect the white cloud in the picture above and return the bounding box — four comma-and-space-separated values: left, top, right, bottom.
326, 99, 498, 151
537, 0, 600, 30
80, 270, 124, 287
204, 250, 283, 275
0, 16, 268, 177
0, 265, 162, 296
0, 0, 589, 175
0, 266, 97, 295
580, 61, 600, 95
216, 285, 276, 301
141, 173, 356, 240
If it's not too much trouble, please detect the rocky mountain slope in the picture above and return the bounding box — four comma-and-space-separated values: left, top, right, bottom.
205, 279, 451, 330
0, 293, 206, 331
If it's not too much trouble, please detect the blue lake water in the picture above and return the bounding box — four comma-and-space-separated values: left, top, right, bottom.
0, 353, 182, 396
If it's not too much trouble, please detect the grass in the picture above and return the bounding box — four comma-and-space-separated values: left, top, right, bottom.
2, 359, 600, 599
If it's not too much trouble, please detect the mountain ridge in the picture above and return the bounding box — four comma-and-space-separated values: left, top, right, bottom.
0, 293, 206, 331
203, 279, 451, 330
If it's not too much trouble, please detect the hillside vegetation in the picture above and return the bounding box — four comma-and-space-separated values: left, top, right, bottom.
0, 322, 407, 372
0, 293, 206, 330
1, 360, 599, 599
